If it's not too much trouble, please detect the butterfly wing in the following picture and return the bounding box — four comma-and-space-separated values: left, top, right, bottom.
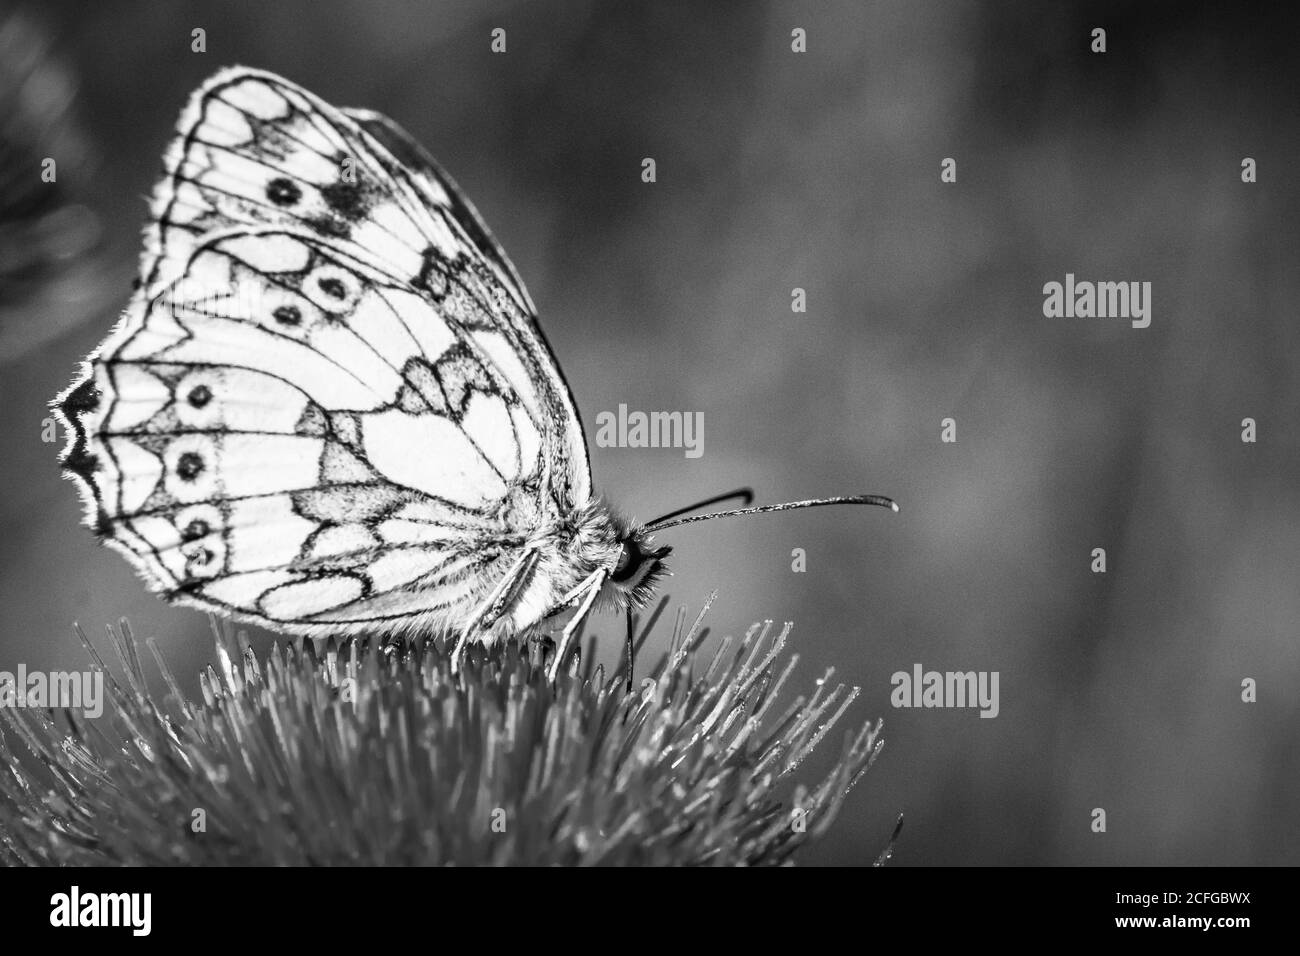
149, 66, 591, 508
54, 67, 593, 636
343, 105, 592, 507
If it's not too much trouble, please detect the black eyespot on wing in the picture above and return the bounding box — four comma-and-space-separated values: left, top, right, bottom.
318, 277, 346, 300
266, 177, 302, 207
272, 304, 301, 326
176, 452, 204, 481
187, 385, 212, 408
182, 519, 209, 541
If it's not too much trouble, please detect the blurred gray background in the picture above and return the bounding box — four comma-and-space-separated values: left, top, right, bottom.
2, 0, 1297, 865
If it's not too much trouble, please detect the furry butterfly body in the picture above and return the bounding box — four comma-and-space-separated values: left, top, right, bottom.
55, 68, 894, 679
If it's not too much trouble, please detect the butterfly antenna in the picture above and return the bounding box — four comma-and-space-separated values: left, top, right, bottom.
643, 494, 898, 533
645, 487, 754, 527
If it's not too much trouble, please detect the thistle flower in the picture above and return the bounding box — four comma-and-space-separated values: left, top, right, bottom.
0, 597, 896, 866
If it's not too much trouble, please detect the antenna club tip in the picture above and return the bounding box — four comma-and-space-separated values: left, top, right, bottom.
889, 500, 900, 512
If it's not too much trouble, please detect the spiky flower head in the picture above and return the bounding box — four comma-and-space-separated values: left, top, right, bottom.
0, 598, 893, 866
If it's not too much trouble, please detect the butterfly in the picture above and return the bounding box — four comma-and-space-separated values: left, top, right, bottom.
53, 67, 896, 685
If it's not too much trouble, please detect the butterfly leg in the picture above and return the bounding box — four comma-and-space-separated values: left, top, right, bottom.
450, 550, 539, 674
546, 569, 606, 684
625, 607, 636, 694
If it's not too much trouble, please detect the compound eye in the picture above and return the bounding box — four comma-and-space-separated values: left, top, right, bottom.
611, 542, 639, 583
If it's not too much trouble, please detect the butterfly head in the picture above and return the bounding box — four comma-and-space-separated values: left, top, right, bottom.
592, 489, 901, 613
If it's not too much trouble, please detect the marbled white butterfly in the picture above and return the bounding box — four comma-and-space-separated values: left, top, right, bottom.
53, 68, 896, 683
